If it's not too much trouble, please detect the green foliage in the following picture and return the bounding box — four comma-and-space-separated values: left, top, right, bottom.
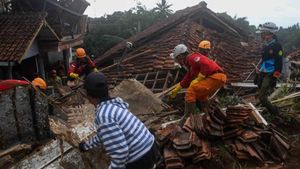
218, 95, 241, 107
84, 2, 300, 57
277, 23, 300, 53
84, 1, 173, 56
153, 0, 173, 18
217, 12, 256, 34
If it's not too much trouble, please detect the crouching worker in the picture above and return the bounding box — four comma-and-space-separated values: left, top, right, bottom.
170, 44, 227, 126
79, 72, 160, 169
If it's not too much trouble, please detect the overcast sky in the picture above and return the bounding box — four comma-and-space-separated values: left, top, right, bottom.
84, 0, 300, 28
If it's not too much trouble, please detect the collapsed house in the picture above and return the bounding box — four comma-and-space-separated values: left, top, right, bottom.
0, 1, 299, 169
0, 0, 89, 80
95, 1, 261, 93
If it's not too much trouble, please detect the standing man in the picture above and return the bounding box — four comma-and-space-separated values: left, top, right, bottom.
256, 22, 283, 115
79, 72, 160, 169
169, 44, 227, 125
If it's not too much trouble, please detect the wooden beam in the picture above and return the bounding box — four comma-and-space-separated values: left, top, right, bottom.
10, 140, 72, 169
231, 82, 300, 88
163, 70, 171, 90
173, 70, 180, 85
0, 144, 32, 158
151, 71, 160, 91
143, 73, 149, 85
100, 49, 152, 71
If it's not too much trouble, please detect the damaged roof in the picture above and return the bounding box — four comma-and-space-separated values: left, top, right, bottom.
0, 13, 59, 63
95, 1, 261, 86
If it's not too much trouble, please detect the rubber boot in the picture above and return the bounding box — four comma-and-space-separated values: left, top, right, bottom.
179, 102, 196, 127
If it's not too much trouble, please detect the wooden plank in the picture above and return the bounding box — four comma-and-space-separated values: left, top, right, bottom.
0, 144, 32, 158
10, 140, 72, 169
151, 71, 160, 91
142, 73, 149, 85
173, 70, 180, 85
163, 70, 171, 91
231, 82, 300, 88
271, 92, 300, 103
101, 49, 152, 71
248, 103, 268, 126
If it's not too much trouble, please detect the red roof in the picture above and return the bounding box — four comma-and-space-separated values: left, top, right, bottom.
0, 13, 46, 62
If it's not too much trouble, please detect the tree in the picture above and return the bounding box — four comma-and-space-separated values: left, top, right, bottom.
84, 2, 169, 56
153, 0, 173, 18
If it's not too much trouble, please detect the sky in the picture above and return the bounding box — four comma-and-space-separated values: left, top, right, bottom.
84, 0, 300, 28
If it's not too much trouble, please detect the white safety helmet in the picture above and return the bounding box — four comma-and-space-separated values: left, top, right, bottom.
173, 44, 188, 58
256, 22, 278, 33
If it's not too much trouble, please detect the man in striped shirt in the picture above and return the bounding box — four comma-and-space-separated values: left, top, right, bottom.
79, 72, 159, 169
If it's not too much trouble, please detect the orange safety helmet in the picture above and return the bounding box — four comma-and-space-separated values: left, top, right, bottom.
198, 40, 211, 50
76, 48, 86, 59
32, 77, 47, 90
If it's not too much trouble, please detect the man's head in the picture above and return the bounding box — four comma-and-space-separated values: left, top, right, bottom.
173, 44, 189, 65
32, 77, 47, 90
76, 48, 86, 61
198, 40, 211, 56
84, 72, 109, 105
256, 22, 278, 42
50, 69, 57, 77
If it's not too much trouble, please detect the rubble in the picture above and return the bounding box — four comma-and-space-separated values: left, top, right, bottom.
110, 79, 164, 114
155, 101, 290, 168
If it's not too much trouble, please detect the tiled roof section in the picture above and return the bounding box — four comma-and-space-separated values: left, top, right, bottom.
95, 2, 210, 63
0, 13, 46, 62
101, 19, 260, 86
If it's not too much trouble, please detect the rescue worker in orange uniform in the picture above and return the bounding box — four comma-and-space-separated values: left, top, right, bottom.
198, 40, 211, 56
169, 43, 227, 125
32, 76, 47, 91
68, 48, 98, 80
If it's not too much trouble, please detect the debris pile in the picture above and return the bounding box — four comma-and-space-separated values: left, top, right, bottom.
156, 102, 290, 168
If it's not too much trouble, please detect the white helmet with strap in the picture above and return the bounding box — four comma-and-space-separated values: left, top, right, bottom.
173, 44, 188, 58
256, 22, 278, 33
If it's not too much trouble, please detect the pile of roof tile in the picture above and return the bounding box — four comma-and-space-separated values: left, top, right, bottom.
155, 102, 290, 168
156, 125, 211, 169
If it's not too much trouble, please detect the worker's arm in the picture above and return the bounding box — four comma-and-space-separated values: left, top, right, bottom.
273, 43, 283, 77
68, 62, 79, 78
181, 54, 202, 87
87, 57, 96, 68
180, 71, 192, 88
81, 122, 129, 169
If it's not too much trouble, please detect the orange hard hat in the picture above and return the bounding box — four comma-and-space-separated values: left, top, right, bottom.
198, 40, 211, 49
76, 48, 86, 58
32, 77, 47, 90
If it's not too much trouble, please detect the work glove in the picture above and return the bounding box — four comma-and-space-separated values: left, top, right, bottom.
169, 83, 182, 100
78, 142, 87, 152
190, 73, 205, 86
93, 67, 99, 72
273, 71, 281, 78
69, 72, 79, 79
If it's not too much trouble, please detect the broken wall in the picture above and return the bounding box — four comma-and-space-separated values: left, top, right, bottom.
0, 86, 50, 149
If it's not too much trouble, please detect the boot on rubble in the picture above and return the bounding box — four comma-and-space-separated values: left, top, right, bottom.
179, 101, 196, 127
